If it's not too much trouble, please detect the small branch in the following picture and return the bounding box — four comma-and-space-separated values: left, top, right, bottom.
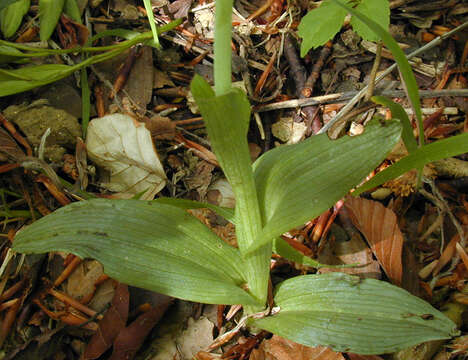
255, 89, 468, 112
283, 34, 307, 98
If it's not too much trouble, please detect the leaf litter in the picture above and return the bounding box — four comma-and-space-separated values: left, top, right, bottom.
0, 0, 468, 359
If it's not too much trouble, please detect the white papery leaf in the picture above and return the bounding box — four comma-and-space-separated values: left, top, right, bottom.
86, 114, 166, 199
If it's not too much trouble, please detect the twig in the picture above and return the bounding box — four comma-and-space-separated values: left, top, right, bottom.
283, 34, 306, 97
316, 20, 468, 135
302, 41, 333, 98
365, 41, 383, 101
255, 89, 468, 112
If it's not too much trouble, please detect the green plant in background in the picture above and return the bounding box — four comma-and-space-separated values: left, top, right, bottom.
0, 0, 30, 38
0, 0, 81, 40
298, 0, 389, 56
11, 0, 462, 354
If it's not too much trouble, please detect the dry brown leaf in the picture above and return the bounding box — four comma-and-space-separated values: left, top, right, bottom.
432, 234, 460, 276
109, 297, 172, 360
123, 46, 154, 116
144, 115, 176, 140
83, 283, 129, 360
250, 335, 345, 360
347, 354, 385, 360
0, 127, 25, 161
344, 197, 403, 286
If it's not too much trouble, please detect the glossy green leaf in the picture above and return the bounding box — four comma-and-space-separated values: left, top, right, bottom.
0, 64, 73, 96
372, 96, 418, 153
252, 120, 401, 251
332, 0, 423, 142
13, 199, 258, 305
253, 273, 458, 354
63, 0, 81, 23
355, 132, 468, 195
298, 0, 349, 56
39, 0, 65, 41
0, 0, 30, 38
190, 74, 270, 304
350, 0, 389, 42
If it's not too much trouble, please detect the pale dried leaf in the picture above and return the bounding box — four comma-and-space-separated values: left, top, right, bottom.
252, 335, 345, 360
178, 317, 214, 360
344, 197, 403, 286
86, 114, 166, 200
66, 260, 103, 300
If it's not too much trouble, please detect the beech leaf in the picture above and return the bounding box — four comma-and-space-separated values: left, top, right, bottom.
86, 114, 166, 200
344, 197, 403, 286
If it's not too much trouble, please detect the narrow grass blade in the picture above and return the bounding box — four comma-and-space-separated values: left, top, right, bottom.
372, 96, 418, 153
143, 0, 160, 48
355, 132, 468, 195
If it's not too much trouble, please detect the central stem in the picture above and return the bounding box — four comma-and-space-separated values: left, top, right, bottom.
214, 0, 233, 96
213, 0, 270, 310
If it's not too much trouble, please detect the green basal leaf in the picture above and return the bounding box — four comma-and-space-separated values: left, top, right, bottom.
372, 96, 418, 153
252, 119, 401, 252
253, 273, 459, 354
0, 0, 30, 38
332, 0, 423, 142
190, 74, 269, 305
0, 64, 73, 96
63, 0, 81, 23
39, 0, 65, 41
13, 199, 258, 305
0, 0, 22, 12
298, 0, 349, 56
355, 132, 468, 195
349, 0, 389, 42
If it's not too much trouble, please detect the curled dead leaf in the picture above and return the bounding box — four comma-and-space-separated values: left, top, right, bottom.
344, 197, 403, 286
